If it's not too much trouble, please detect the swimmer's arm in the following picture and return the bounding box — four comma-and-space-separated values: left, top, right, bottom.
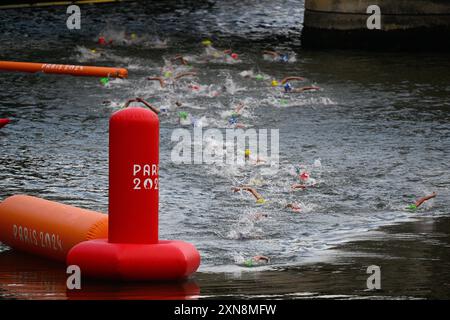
135, 98, 160, 114
291, 184, 306, 190
253, 255, 270, 263
286, 203, 301, 212
292, 86, 321, 93
223, 49, 232, 54
242, 186, 263, 200
174, 72, 197, 81
234, 102, 245, 113
415, 192, 437, 208
147, 77, 166, 88
232, 186, 263, 201
281, 76, 305, 84
263, 50, 279, 57
171, 55, 188, 65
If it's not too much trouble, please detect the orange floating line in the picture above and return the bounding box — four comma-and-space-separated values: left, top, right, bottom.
0, 60, 128, 78
0, 195, 108, 262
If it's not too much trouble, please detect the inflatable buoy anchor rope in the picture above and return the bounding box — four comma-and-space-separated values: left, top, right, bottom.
122, 98, 160, 115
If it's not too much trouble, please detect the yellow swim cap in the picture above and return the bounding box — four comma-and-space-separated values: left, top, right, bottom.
91, 49, 96, 53
202, 39, 212, 46
271, 80, 279, 87
164, 71, 173, 78
256, 198, 266, 204
131, 33, 137, 39
245, 149, 251, 157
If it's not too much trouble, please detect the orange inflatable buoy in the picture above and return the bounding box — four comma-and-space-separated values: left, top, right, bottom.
0, 118, 10, 129
0, 61, 128, 78
0, 195, 108, 262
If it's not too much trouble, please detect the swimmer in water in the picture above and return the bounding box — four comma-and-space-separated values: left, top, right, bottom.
121, 32, 139, 45
201, 40, 239, 61
123, 98, 160, 114
272, 76, 321, 93
240, 70, 267, 81
286, 203, 302, 212
252, 255, 270, 263
147, 71, 197, 88
178, 111, 190, 125
250, 212, 268, 221
291, 171, 317, 189
87, 47, 108, 58
408, 192, 437, 210
226, 102, 247, 128
232, 186, 266, 204
243, 149, 266, 164
243, 255, 270, 267
263, 50, 290, 63
291, 182, 317, 190
98, 36, 113, 46
271, 77, 304, 88
244, 149, 251, 160
171, 54, 189, 66
234, 102, 246, 114
287, 85, 321, 93
291, 184, 308, 190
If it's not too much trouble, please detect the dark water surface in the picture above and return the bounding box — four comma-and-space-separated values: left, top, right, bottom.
0, 1, 449, 299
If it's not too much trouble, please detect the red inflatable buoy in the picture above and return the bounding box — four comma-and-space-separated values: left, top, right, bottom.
0, 118, 10, 129
68, 102, 200, 281
109, 106, 159, 244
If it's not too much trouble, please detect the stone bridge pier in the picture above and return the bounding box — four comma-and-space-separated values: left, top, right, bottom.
302, 0, 450, 49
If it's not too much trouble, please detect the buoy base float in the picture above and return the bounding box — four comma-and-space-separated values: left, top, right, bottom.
0, 118, 10, 129
67, 239, 200, 281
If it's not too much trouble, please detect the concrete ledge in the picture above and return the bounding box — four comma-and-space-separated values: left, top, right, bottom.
302, 0, 450, 49
305, 0, 450, 16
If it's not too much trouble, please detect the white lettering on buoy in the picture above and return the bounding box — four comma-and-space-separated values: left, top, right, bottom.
133, 164, 141, 175
12, 224, 17, 239
132, 164, 158, 190
11, 224, 62, 251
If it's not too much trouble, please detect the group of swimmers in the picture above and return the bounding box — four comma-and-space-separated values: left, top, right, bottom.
97, 35, 438, 268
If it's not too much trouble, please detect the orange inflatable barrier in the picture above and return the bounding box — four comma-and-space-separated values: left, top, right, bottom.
0, 61, 128, 78
0, 195, 108, 262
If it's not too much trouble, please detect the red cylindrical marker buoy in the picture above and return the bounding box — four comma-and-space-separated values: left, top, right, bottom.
109, 107, 159, 244
68, 101, 201, 281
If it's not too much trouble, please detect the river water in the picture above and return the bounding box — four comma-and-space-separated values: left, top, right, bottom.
0, 0, 449, 299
